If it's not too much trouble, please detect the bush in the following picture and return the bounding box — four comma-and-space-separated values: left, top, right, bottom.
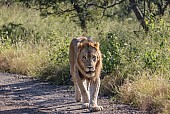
0, 22, 40, 45
100, 30, 143, 95
100, 16, 170, 96
100, 32, 122, 74
38, 30, 71, 85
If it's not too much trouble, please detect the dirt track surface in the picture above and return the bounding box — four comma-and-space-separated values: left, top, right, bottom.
0, 73, 148, 114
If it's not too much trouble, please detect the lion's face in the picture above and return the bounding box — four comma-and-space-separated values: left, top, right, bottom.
77, 42, 100, 77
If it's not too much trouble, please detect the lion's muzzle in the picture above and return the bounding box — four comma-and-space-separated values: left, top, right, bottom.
85, 66, 95, 72
85, 66, 95, 76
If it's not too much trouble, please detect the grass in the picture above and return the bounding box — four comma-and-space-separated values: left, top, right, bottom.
0, 43, 49, 76
119, 72, 170, 113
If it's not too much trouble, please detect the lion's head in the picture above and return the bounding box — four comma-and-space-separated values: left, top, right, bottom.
76, 41, 102, 79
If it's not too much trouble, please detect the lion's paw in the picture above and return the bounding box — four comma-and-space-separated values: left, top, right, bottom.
75, 90, 81, 102
75, 97, 81, 102
82, 103, 89, 109
90, 105, 103, 112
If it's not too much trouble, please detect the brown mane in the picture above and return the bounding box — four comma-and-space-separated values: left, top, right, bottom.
76, 40, 102, 81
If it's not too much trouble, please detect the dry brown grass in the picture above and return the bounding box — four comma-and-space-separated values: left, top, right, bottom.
0, 44, 49, 76
119, 72, 170, 113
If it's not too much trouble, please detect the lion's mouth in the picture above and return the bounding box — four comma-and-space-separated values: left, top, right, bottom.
86, 71, 95, 74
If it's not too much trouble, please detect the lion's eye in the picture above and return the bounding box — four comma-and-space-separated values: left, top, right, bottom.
92, 56, 96, 61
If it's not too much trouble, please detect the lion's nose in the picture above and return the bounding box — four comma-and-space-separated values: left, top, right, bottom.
87, 66, 93, 69
87, 66, 95, 71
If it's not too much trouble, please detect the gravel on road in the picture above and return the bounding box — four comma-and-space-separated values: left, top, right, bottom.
0, 73, 148, 114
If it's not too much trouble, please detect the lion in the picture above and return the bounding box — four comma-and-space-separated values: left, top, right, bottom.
69, 36, 103, 112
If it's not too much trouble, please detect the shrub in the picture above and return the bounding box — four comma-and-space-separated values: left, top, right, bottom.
100, 30, 143, 95
100, 16, 170, 96
37, 30, 70, 85
100, 32, 122, 74
0, 22, 40, 45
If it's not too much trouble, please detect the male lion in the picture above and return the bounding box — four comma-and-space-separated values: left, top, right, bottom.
69, 37, 103, 112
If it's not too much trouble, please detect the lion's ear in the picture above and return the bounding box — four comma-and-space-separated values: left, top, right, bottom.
94, 42, 100, 50
78, 42, 83, 50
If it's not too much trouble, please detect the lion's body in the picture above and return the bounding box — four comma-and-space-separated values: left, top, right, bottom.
69, 37, 103, 112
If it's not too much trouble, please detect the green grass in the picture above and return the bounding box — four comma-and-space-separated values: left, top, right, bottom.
0, 4, 170, 113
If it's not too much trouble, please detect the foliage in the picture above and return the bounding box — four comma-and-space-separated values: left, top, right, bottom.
0, 23, 24, 44
100, 31, 130, 74
100, 16, 170, 96
143, 17, 170, 72
100, 30, 141, 95
14, 0, 170, 32
0, 4, 78, 85
38, 30, 71, 85
0, 22, 41, 45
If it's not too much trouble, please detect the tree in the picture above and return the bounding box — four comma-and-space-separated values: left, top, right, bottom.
17, 0, 126, 34
16, 0, 170, 33
129, 0, 170, 32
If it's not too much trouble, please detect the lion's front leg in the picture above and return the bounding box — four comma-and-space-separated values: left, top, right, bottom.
89, 78, 103, 112
76, 77, 89, 109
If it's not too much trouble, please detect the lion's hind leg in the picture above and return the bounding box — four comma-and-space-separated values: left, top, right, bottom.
71, 71, 81, 102
69, 40, 81, 102
74, 81, 81, 102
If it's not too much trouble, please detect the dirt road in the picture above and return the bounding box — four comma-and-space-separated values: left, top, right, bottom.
0, 73, 147, 114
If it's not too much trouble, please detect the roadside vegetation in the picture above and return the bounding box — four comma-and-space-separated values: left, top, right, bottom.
0, 1, 170, 113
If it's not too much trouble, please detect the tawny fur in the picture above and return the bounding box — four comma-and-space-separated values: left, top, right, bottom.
69, 37, 103, 112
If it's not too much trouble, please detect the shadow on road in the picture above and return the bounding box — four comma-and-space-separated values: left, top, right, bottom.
0, 108, 47, 114
0, 75, 79, 114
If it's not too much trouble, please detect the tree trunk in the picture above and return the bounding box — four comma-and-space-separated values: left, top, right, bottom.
156, 0, 170, 17
129, 0, 149, 32
71, 0, 87, 34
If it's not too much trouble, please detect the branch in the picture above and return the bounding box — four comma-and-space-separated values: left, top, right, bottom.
87, 0, 126, 9
107, 0, 126, 8
153, 0, 170, 16
55, 9, 75, 16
